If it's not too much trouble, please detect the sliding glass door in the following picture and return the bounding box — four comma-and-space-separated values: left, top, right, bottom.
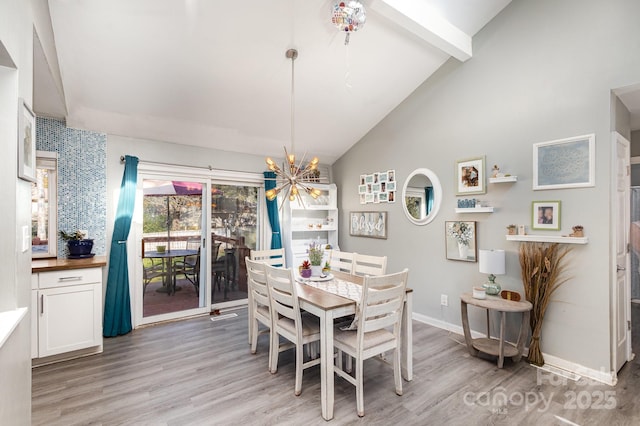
211, 182, 260, 307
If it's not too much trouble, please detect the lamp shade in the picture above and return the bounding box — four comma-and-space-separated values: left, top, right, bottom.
479, 249, 505, 275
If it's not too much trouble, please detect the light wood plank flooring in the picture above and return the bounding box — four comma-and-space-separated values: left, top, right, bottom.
32, 307, 640, 425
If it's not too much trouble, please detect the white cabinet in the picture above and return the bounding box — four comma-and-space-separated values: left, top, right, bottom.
281, 183, 339, 268
31, 267, 103, 359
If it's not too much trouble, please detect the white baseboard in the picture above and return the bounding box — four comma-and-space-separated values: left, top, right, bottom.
411, 312, 617, 386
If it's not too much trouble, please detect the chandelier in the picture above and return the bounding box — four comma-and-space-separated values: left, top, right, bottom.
265, 48, 321, 203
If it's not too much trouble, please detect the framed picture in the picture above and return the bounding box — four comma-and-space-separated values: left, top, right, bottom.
532, 201, 561, 230
388, 170, 396, 182
358, 185, 366, 194
456, 156, 486, 195
350, 211, 387, 239
388, 191, 396, 203
379, 172, 388, 182
365, 174, 374, 184
387, 181, 396, 192
18, 99, 36, 182
533, 134, 595, 190
445, 221, 477, 262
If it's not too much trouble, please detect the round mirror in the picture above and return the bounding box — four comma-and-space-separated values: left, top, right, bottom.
402, 168, 442, 225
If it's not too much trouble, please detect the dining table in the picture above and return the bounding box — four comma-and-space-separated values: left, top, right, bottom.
295, 270, 413, 421
144, 249, 198, 295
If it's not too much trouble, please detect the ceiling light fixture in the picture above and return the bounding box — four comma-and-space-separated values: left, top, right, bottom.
265, 48, 321, 204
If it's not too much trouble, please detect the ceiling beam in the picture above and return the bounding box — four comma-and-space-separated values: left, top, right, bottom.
369, 0, 472, 62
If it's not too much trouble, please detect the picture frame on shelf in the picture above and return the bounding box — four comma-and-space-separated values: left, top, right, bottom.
349, 211, 387, 239
18, 99, 37, 182
455, 156, 486, 195
531, 200, 561, 230
445, 221, 477, 262
533, 134, 595, 190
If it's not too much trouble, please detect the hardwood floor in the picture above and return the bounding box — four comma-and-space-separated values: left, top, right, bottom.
32, 308, 640, 425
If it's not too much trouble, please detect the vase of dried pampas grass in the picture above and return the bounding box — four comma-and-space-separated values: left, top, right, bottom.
519, 242, 572, 366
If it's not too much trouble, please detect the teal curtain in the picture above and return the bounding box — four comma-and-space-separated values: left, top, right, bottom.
425, 186, 434, 215
264, 171, 282, 250
104, 155, 138, 337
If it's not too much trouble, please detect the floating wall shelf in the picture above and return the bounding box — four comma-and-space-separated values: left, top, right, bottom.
505, 235, 588, 244
489, 176, 518, 183
455, 207, 494, 214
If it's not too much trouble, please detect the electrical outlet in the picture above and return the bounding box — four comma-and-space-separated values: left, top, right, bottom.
441, 294, 448, 307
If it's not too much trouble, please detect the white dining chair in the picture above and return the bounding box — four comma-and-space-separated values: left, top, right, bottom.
250, 248, 286, 267
248, 248, 286, 344
333, 269, 409, 417
328, 250, 356, 274
245, 257, 272, 370
353, 253, 387, 276
264, 264, 321, 396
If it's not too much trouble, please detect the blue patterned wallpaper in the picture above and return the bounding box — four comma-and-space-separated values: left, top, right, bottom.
36, 118, 107, 257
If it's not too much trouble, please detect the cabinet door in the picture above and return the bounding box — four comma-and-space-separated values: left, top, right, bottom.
38, 283, 102, 357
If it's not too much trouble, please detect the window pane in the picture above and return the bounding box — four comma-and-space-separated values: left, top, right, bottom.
32, 153, 57, 257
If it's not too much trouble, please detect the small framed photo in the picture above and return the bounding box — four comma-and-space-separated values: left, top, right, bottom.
358, 185, 366, 194
373, 173, 379, 183
18, 99, 37, 182
388, 191, 396, 203
372, 183, 381, 193
360, 174, 366, 185
532, 201, 561, 230
359, 194, 366, 204
533, 134, 595, 190
365, 174, 374, 184
373, 193, 380, 203
379, 172, 388, 182
386, 181, 396, 192
456, 156, 486, 195
365, 193, 374, 203
379, 192, 388, 202
350, 211, 387, 239
388, 170, 396, 182
445, 221, 477, 262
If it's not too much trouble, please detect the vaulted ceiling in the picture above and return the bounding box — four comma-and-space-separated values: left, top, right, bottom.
35, 0, 513, 163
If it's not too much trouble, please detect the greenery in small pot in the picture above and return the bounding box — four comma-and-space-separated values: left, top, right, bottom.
59, 230, 87, 241
60, 230, 94, 256
299, 260, 312, 278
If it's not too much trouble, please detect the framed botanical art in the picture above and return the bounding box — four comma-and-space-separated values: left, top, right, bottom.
349, 211, 387, 239
533, 134, 595, 190
455, 156, 486, 195
531, 201, 561, 230
18, 99, 37, 182
445, 221, 477, 262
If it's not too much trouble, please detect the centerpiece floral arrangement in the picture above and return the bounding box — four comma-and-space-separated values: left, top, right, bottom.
308, 241, 324, 266
447, 221, 474, 246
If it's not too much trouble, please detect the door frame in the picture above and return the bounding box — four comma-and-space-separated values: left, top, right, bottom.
610, 131, 633, 374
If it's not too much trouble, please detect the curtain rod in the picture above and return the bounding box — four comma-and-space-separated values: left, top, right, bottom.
120, 155, 213, 171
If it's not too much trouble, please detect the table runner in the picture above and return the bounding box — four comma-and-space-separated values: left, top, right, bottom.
300, 276, 362, 330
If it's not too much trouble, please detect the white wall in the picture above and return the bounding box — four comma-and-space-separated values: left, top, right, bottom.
333, 0, 640, 373
0, 0, 36, 422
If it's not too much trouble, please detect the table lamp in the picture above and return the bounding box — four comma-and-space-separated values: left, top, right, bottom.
479, 249, 505, 295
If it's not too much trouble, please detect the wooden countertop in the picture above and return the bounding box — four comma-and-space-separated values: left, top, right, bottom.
32, 256, 107, 273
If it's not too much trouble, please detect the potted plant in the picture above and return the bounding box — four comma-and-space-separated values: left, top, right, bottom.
322, 260, 331, 275
299, 260, 312, 278
308, 241, 324, 277
60, 230, 94, 257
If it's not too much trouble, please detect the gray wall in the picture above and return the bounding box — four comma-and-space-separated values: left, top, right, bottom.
0, 0, 35, 422
333, 0, 640, 372
631, 130, 640, 157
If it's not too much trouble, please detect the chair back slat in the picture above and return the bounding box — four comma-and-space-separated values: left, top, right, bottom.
245, 258, 270, 311
353, 253, 387, 276
328, 250, 356, 274
251, 248, 286, 267
357, 269, 408, 338
264, 265, 299, 323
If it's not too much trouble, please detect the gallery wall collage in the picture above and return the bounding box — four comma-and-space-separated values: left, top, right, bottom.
358, 169, 396, 204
